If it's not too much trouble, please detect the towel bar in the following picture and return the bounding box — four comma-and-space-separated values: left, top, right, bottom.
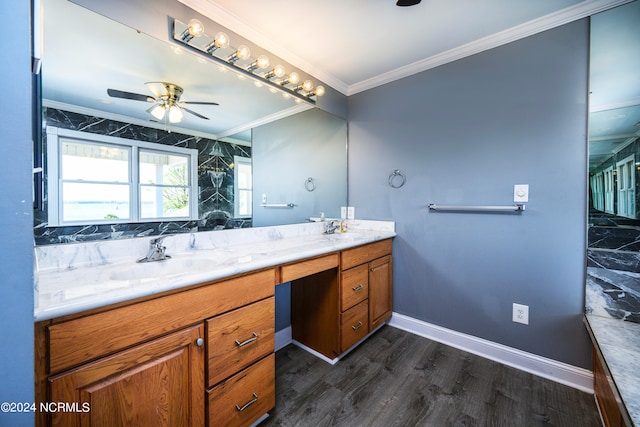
428, 204, 525, 212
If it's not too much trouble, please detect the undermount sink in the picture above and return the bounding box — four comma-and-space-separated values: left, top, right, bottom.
109, 257, 214, 281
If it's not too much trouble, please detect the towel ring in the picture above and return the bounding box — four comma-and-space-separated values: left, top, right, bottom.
305, 177, 316, 192
388, 170, 406, 189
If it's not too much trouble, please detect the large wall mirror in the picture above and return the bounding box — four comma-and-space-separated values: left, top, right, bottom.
35, 0, 347, 245
586, 0, 640, 323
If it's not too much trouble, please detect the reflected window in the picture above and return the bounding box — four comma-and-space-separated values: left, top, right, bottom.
234, 156, 252, 218
47, 127, 198, 225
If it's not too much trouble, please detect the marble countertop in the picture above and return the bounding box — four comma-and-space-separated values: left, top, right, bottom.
34, 220, 395, 322
585, 314, 640, 426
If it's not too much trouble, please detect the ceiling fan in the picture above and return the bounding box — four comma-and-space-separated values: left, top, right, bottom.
106, 82, 219, 123
396, 0, 421, 5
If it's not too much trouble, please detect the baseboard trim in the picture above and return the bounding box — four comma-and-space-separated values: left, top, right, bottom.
275, 326, 292, 352
276, 323, 386, 365
388, 312, 594, 393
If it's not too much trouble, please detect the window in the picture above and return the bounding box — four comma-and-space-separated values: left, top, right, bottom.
234, 156, 252, 218
47, 127, 198, 225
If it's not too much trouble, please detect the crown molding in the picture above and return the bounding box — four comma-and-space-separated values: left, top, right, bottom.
180, 0, 632, 97
349, 0, 633, 95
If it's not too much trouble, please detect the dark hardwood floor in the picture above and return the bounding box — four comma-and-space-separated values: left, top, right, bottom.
261, 326, 602, 427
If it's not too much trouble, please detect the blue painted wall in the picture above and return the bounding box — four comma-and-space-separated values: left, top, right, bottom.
348, 20, 591, 368
0, 0, 35, 426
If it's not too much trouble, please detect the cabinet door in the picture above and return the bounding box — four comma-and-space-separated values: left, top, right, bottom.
49, 325, 205, 427
369, 255, 392, 330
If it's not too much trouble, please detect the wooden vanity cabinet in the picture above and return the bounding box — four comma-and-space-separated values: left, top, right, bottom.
35, 269, 276, 427
341, 239, 393, 350
291, 239, 393, 358
592, 346, 630, 427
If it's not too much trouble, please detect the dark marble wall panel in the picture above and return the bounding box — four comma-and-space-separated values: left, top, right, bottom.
586, 210, 640, 324
34, 108, 251, 245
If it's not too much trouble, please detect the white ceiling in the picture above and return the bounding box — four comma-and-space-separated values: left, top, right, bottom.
181, 0, 632, 95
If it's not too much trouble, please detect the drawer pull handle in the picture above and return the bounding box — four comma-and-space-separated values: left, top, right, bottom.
196, 338, 204, 347
235, 332, 259, 347
235, 393, 258, 412
352, 284, 364, 292
352, 321, 363, 331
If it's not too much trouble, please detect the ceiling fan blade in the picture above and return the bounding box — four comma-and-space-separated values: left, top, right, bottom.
107, 88, 154, 102
145, 82, 169, 99
181, 101, 220, 106
181, 107, 209, 120
396, 0, 421, 5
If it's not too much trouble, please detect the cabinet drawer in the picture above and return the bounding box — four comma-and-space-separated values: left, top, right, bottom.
340, 264, 368, 312
341, 239, 392, 270
48, 269, 275, 373
280, 253, 339, 283
207, 354, 275, 427
341, 300, 369, 352
207, 297, 275, 387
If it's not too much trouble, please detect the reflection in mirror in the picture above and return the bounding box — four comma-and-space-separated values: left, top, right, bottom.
35, 0, 348, 245
586, 1, 640, 322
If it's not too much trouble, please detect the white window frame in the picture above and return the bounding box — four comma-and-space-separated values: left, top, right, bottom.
233, 155, 252, 218
616, 154, 636, 219
46, 126, 198, 226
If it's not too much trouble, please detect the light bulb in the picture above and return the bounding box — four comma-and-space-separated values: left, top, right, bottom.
265, 64, 286, 80
214, 32, 230, 49
314, 85, 326, 97
302, 80, 314, 92
168, 105, 183, 123
286, 72, 300, 85
206, 32, 230, 54
256, 55, 270, 69
247, 55, 270, 72
150, 104, 165, 120
237, 45, 251, 60
274, 64, 286, 77
188, 19, 204, 37
181, 19, 204, 42
228, 45, 251, 63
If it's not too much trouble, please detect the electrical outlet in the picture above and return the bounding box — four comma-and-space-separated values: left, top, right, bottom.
262, 194, 267, 204
341, 206, 347, 219
512, 303, 529, 325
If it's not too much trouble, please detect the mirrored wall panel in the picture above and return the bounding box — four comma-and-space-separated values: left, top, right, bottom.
586, 1, 640, 323
35, 0, 348, 244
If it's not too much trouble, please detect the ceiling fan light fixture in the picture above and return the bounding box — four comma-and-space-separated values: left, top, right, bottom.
168, 104, 183, 123
150, 104, 166, 121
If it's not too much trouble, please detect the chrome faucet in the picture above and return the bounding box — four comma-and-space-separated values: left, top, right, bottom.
137, 236, 172, 263
323, 220, 340, 235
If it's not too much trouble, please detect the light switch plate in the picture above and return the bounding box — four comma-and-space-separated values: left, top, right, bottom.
514, 184, 529, 203
341, 206, 347, 219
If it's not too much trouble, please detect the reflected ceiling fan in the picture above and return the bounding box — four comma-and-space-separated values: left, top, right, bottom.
107, 82, 219, 123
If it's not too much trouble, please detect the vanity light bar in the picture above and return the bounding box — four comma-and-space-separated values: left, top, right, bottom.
172, 19, 324, 104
